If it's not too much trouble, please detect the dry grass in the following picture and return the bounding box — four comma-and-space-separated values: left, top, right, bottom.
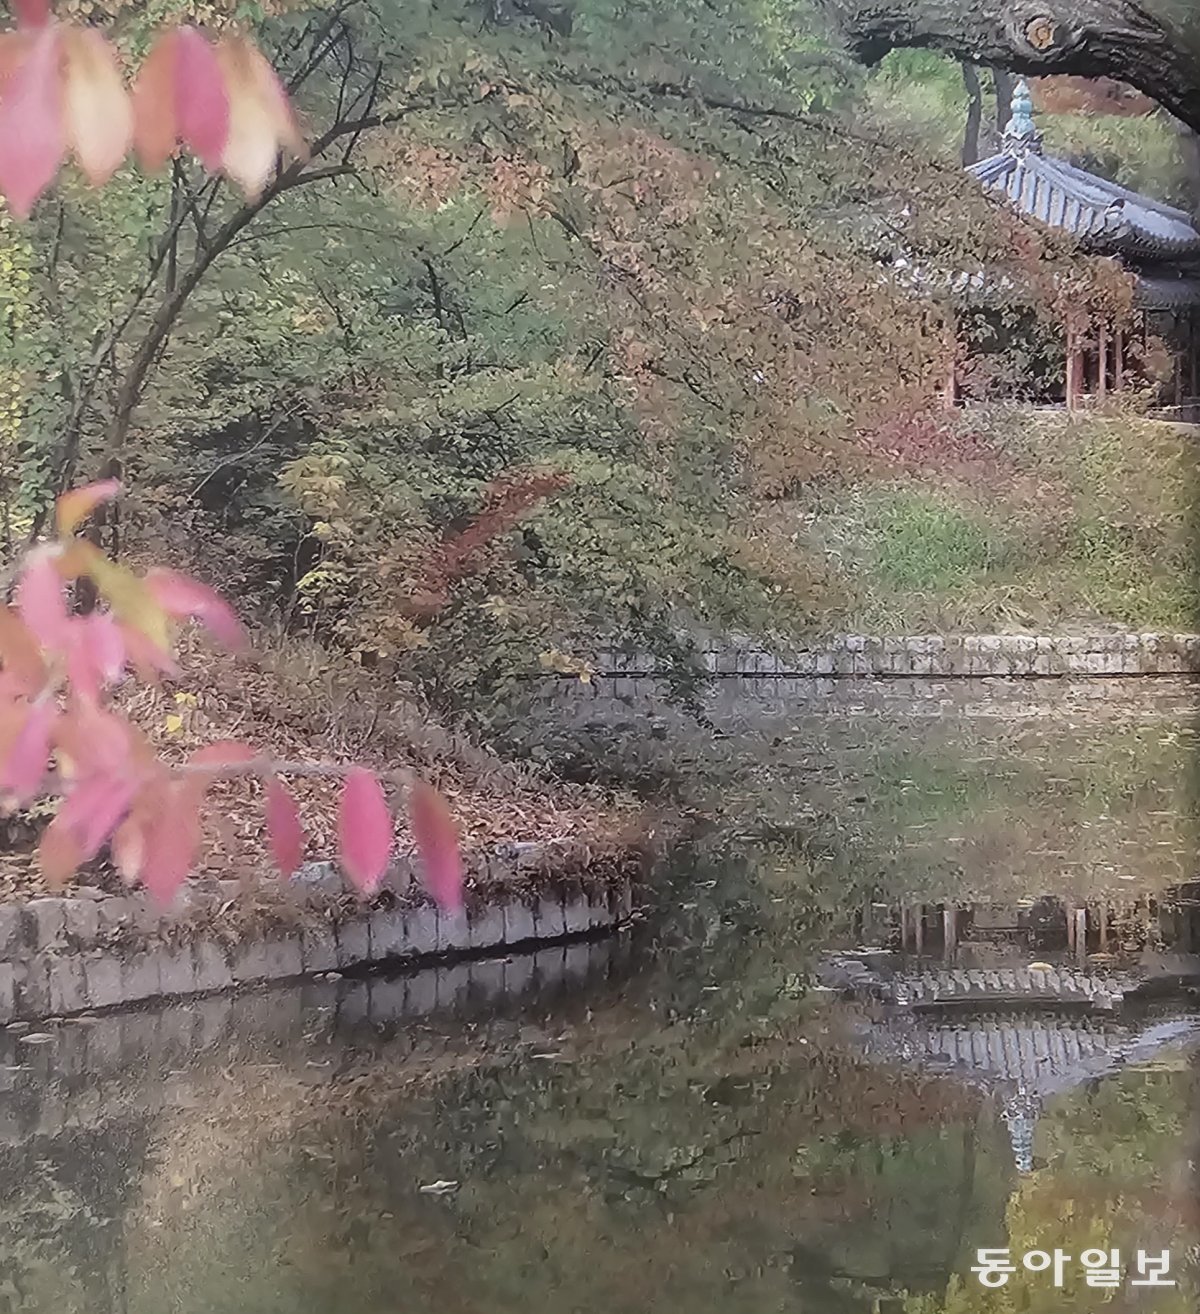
0, 627, 639, 901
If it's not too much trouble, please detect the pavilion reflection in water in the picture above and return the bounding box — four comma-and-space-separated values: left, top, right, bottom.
826, 885, 1200, 1174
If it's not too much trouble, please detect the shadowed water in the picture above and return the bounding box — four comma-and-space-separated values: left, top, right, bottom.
2, 677, 1200, 1312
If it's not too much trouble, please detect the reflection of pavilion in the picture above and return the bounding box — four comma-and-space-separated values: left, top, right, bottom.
853, 1004, 1200, 1172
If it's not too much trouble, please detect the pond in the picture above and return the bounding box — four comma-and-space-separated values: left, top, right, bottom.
2, 676, 1199, 1313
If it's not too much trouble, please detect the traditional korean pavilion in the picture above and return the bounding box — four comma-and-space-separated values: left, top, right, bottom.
963, 80, 1200, 414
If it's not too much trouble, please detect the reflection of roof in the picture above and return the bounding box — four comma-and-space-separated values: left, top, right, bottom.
889, 966, 1133, 1011
1134, 274, 1200, 311
849, 1006, 1200, 1174
967, 80, 1200, 262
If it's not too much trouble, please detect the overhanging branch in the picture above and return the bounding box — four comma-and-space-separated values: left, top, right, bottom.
816, 0, 1200, 134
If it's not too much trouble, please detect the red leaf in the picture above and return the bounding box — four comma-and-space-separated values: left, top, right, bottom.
144, 568, 245, 649
0, 699, 54, 803
131, 30, 177, 171
265, 776, 304, 878
62, 29, 132, 186
12, 0, 50, 28
337, 767, 392, 895
140, 778, 200, 906
175, 27, 229, 172
408, 778, 463, 912
0, 26, 64, 218
16, 547, 70, 650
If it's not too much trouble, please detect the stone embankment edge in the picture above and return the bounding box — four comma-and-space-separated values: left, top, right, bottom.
593, 633, 1200, 679
0, 841, 639, 1024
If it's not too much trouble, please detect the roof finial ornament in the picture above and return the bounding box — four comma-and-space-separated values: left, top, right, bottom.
1004, 78, 1043, 156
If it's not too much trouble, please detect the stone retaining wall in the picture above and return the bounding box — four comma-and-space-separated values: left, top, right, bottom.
0, 844, 636, 1023
593, 633, 1200, 679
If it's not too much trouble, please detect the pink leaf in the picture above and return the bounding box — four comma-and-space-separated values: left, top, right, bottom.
66, 612, 126, 701
118, 621, 179, 680
175, 27, 229, 172
12, 0, 50, 29
144, 568, 245, 649
0, 699, 54, 803
337, 767, 392, 895
0, 26, 65, 218
140, 779, 200, 907
265, 776, 304, 878
59, 774, 136, 859
131, 30, 177, 171
16, 546, 70, 650
215, 36, 302, 199
408, 778, 463, 912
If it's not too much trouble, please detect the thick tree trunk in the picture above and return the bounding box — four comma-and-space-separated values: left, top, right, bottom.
817, 0, 1200, 134
961, 62, 983, 163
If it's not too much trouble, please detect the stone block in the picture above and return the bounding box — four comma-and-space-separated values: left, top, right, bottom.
910, 655, 933, 676
533, 894, 567, 941
468, 902, 507, 951
844, 635, 866, 653
562, 892, 591, 937
261, 935, 303, 981
300, 922, 337, 974
334, 917, 371, 969
48, 957, 87, 1015
191, 994, 233, 1050
504, 952, 535, 997
83, 955, 124, 1010
157, 944, 197, 998
503, 900, 537, 946
18, 956, 51, 1018
0, 906, 25, 958
436, 963, 471, 1010
563, 941, 592, 983
26, 899, 67, 952
814, 653, 834, 675
121, 951, 162, 1002
62, 900, 101, 951
469, 956, 506, 1002
0, 963, 16, 1024
588, 892, 612, 931
406, 968, 438, 1015
369, 907, 408, 961
533, 944, 566, 986
369, 977, 407, 1021
404, 906, 440, 957
193, 940, 232, 993
441, 909, 470, 954
229, 940, 270, 984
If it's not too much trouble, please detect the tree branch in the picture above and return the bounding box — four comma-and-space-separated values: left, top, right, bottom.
815, 0, 1200, 133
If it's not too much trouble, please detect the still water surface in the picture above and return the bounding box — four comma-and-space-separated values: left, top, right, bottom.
2, 676, 1199, 1312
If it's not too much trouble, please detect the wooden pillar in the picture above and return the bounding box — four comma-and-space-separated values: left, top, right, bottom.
1098, 905, 1109, 953
1074, 907, 1088, 962
1066, 900, 1076, 952
1064, 322, 1077, 411
943, 312, 958, 412
1114, 328, 1124, 392
1098, 321, 1108, 400
943, 906, 958, 961
914, 907, 925, 955
1182, 312, 1193, 404
899, 904, 910, 951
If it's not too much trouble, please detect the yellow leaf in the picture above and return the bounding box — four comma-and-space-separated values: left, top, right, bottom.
174, 691, 198, 706
59, 541, 172, 655
164, 714, 183, 735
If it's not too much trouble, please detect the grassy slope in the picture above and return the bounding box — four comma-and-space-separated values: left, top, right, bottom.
795, 411, 1200, 634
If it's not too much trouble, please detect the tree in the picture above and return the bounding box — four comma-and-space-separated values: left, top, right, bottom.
816, 0, 1200, 135
961, 62, 982, 164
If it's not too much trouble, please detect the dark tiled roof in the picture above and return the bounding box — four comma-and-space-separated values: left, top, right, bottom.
969, 152, 1200, 259
966, 79, 1200, 262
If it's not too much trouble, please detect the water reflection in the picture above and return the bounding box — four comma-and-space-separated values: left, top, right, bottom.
3, 676, 1200, 1311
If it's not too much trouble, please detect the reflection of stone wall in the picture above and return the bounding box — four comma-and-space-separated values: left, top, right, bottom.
593, 634, 1200, 679
0, 858, 634, 1023
0, 933, 624, 1147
